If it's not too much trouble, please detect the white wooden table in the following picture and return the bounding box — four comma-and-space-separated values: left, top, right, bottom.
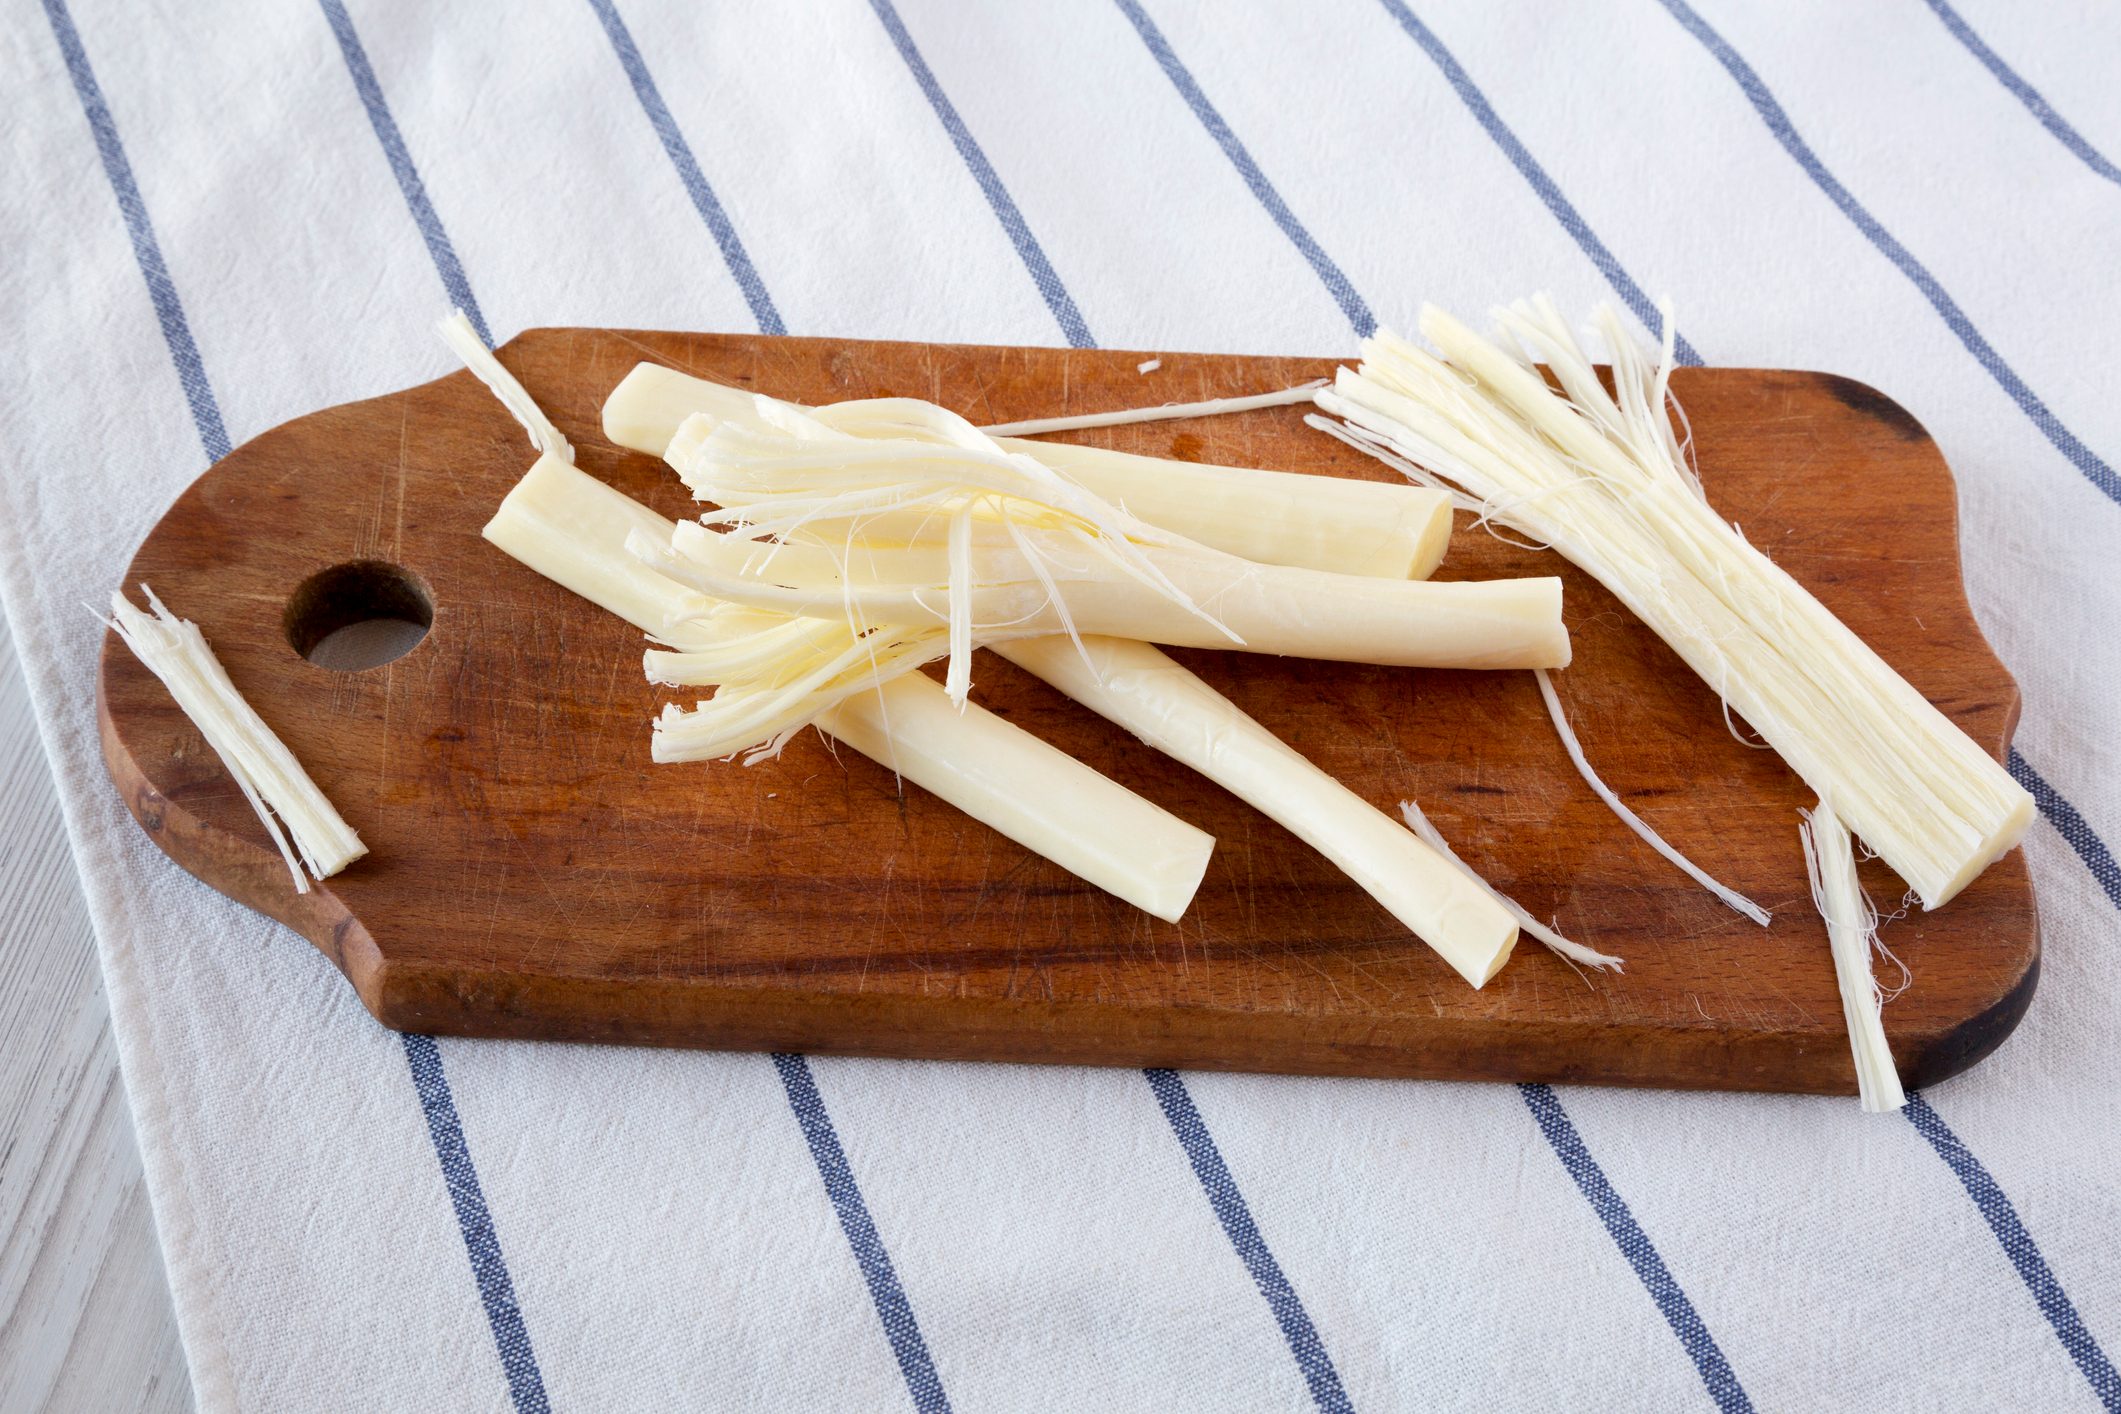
0, 617, 191, 1411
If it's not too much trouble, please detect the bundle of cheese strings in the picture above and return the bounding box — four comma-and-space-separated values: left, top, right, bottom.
1309, 296, 2033, 1108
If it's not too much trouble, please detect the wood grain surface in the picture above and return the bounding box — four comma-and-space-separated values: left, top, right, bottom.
95, 330, 2037, 1094
2, 618, 188, 1414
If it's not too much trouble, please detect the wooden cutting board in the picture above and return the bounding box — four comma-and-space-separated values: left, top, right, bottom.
96, 330, 2037, 1094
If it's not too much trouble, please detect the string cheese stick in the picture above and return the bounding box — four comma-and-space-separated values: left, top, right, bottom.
639, 524, 1570, 671
821, 674, 1215, 927
995, 634, 1519, 987
600, 362, 1453, 580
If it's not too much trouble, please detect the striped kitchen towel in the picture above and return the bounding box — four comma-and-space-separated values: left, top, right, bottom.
4, 0, 2118, 1408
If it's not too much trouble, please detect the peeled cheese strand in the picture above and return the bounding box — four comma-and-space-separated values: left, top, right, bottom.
1535, 668, 1770, 926
1799, 802, 1907, 1112
435, 310, 572, 463
1316, 297, 2033, 910
104, 587, 366, 891
663, 394, 1235, 705
979, 380, 1326, 436
1396, 801, 1623, 972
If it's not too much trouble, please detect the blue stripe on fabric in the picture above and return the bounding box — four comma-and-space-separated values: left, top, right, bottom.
2010, 747, 2121, 911
1387, 28, 2121, 1383
1657, 0, 2121, 509
1374, 0, 1699, 364
1178, 10, 2119, 1398
401, 1034, 552, 1414
1362, 21, 2121, 1382
1094, 22, 1739, 1393
864, 0, 1094, 348
52, 7, 546, 1388
1923, 0, 2121, 189
1143, 1070, 1353, 1414
40, 0, 230, 463
644, 25, 1332, 1388
346, 31, 944, 1406
1905, 1094, 2121, 1409
584, 0, 785, 335
1518, 1084, 1753, 1413
856, 37, 1350, 1382
1113, 0, 1376, 340
1376, 11, 2121, 922
316, 0, 490, 347
772, 1055, 952, 1414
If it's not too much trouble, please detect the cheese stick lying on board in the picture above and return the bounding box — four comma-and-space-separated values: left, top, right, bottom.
484, 454, 1214, 924
601, 361, 1454, 580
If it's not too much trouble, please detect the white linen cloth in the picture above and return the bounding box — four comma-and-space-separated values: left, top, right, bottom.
5, 1, 2119, 1408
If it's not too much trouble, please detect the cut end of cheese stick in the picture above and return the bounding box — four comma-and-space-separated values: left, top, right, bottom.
819, 675, 1214, 924
481, 455, 1214, 921
601, 361, 1454, 580
995, 634, 1518, 986
1398, 800, 1624, 973
483, 453, 726, 648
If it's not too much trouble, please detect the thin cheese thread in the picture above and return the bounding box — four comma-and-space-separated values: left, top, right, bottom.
1800, 802, 1907, 1112
1398, 800, 1623, 972
980, 380, 1326, 437
1536, 669, 1771, 926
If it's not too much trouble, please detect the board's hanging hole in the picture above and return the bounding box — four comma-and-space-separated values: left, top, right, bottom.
283, 560, 433, 671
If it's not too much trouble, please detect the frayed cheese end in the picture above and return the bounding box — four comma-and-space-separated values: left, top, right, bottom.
436, 310, 573, 464
1800, 802, 1907, 1112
